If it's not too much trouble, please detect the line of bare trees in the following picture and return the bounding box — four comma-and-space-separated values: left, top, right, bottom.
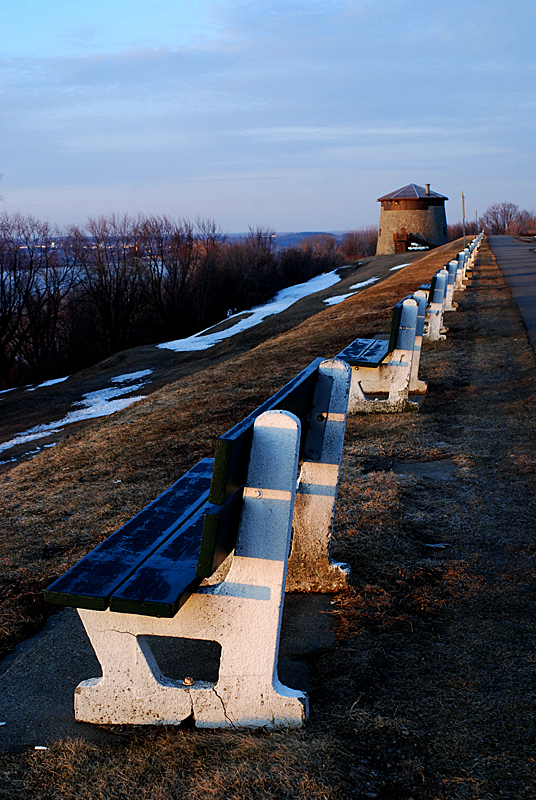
449, 201, 536, 240
4, 199, 531, 389
2, 213, 379, 390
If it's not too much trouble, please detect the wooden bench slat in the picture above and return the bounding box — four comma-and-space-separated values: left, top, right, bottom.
337, 296, 414, 369
109, 491, 242, 617
208, 357, 324, 505
336, 338, 390, 367
197, 490, 243, 578
44, 458, 215, 611
108, 504, 207, 617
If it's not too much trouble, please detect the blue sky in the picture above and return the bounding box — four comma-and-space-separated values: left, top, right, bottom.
1, 0, 535, 232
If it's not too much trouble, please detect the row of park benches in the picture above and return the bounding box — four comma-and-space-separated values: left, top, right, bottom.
339, 231, 483, 412
45, 233, 484, 729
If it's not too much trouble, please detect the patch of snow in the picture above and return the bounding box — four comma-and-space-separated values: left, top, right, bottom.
111, 369, 153, 384
389, 263, 411, 271
349, 277, 380, 290
323, 275, 382, 306
158, 269, 342, 353
27, 375, 70, 391
0, 388, 16, 397
0, 372, 152, 456
0, 428, 64, 454
324, 292, 357, 306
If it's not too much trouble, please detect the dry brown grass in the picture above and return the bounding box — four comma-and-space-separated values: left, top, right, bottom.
2, 238, 536, 799
0, 730, 344, 799
0, 240, 462, 659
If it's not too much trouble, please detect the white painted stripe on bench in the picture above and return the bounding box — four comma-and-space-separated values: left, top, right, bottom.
327, 412, 346, 423
243, 487, 293, 501
299, 462, 339, 486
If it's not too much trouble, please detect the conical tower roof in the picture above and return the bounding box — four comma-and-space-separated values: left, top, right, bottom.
377, 183, 448, 201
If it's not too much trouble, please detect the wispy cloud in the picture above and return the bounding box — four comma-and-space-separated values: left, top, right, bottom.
1, 0, 535, 228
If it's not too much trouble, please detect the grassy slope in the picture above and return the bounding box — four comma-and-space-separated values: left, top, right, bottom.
0, 242, 459, 658
0, 251, 419, 461
2, 238, 536, 799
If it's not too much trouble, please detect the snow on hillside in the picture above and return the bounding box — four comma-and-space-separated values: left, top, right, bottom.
0, 370, 153, 463
158, 269, 342, 353
323, 276, 380, 306
1, 268, 348, 464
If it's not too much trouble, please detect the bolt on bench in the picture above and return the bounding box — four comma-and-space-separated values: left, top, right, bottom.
45, 358, 351, 729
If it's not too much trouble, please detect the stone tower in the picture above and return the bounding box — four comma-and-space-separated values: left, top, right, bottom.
376, 183, 448, 255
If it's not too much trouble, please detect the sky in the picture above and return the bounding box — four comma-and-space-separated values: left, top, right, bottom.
1, 0, 535, 232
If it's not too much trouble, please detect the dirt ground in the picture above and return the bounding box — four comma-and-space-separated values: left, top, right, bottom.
1, 239, 535, 799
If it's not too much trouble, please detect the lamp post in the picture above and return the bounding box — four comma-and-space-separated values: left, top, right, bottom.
462, 192, 466, 248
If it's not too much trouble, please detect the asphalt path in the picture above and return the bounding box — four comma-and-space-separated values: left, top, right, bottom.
489, 235, 536, 353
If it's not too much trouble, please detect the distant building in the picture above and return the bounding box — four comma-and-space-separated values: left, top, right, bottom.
376, 183, 448, 255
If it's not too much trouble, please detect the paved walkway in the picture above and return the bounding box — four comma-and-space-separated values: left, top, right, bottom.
489, 235, 536, 352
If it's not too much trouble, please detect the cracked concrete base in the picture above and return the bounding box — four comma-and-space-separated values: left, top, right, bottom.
349, 395, 420, 414
0, 594, 334, 752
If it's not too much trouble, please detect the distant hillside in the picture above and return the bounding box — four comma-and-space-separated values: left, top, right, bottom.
228, 231, 345, 248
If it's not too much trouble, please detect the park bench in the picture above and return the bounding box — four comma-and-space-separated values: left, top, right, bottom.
408, 289, 428, 394
445, 258, 460, 311
452, 234, 484, 295
416, 234, 484, 339
419, 268, 448, 341
444, 234, 484, 312
455, 233, 483, 288
45, 357, 351, 729
336, 295, 423, 413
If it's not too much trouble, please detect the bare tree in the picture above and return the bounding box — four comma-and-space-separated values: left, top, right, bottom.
187, 218, 227, 328
300, 233, 339, 259
69, 215, 145, 355
479, 202, 527, 235
0, 213, 42, 387
139, 215, 197, 339
20, 232, 78, 380
448, 220, 479, 241
342, 227, 378, 259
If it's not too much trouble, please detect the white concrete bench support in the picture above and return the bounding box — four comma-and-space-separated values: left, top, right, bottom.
455, 252, 467, 290
409, 290, 428, 394
445, 261, 459, 311
286, 358, 351, 592
424, 269, 448, 341
75, 409, 308, 729
347, 296, 419, 413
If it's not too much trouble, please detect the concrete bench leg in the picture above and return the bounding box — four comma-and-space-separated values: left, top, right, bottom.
424, 269, 448, 341
445, 261, 459, 311
75, 410, 308, 728
455, 254, 467, 290
425, 307, 447, 340
346, 297, 419, 413
409, 290, 428, 394
286, 358, 351, 592
346, 351, 418, 414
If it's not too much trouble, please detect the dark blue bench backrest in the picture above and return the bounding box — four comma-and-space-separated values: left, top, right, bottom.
389, 297, 418, 351
208, 358, 325, 505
